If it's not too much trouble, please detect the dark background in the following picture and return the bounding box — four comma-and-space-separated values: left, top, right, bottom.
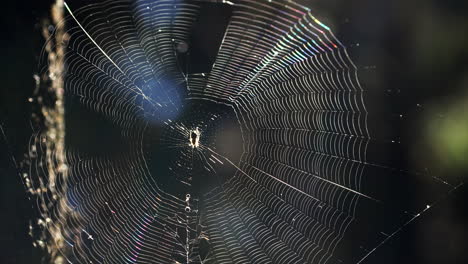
1, 0, 467, 263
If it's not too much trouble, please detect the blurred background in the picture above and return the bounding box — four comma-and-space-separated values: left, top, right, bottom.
1, 0, 467, 263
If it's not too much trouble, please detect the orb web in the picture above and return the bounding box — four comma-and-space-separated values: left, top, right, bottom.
24, 0, 460, 263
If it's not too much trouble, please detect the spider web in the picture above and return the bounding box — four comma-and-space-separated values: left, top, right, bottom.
24, 0, 462, 263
